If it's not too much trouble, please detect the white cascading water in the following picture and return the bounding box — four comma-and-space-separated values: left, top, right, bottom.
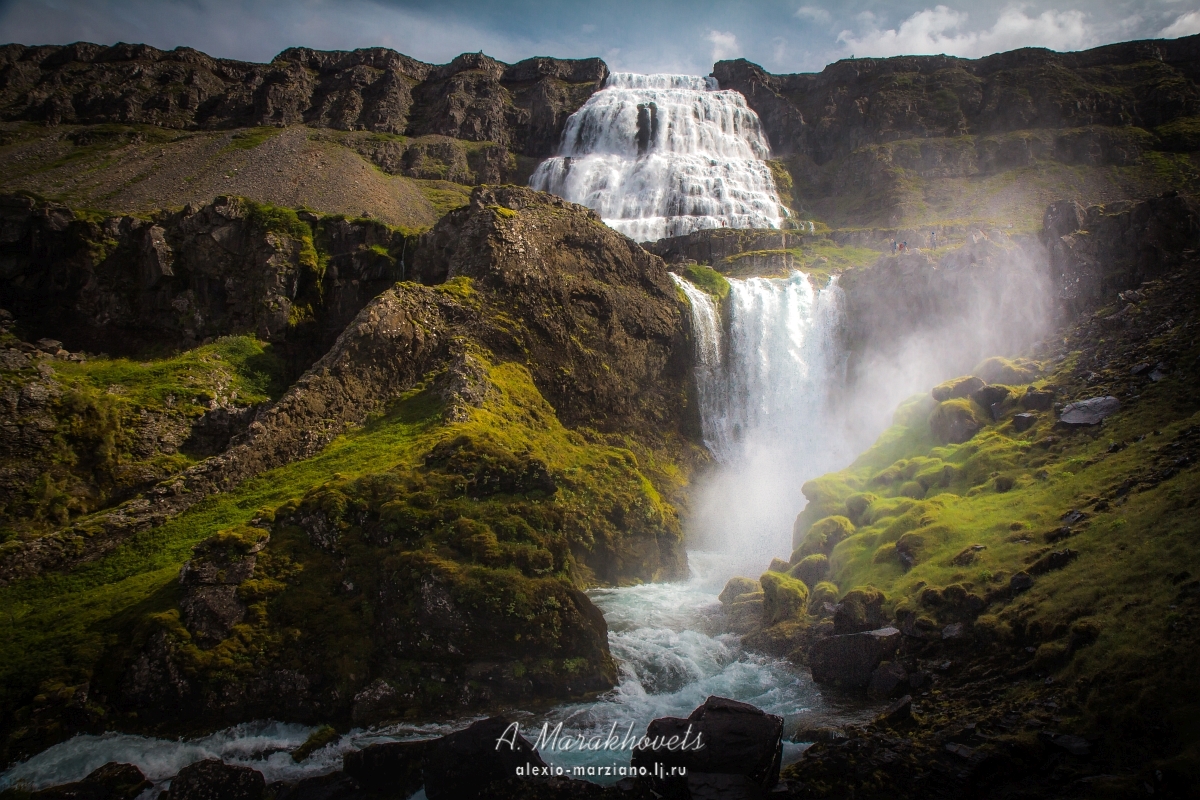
529, 73, 786, 241
674, 272, 851, 572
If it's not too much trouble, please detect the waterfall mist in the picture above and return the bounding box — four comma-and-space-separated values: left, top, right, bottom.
530, 73, 786, 241
676, 241, 1055, 580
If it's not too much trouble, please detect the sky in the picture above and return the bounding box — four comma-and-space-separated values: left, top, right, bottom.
0, 0, 1198, 75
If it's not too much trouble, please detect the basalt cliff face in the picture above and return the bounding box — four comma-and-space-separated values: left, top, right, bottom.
0, 44, 606, 157
716, 35, 1200, 227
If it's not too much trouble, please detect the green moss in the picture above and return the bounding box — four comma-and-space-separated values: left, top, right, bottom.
291, 724, 339, 762
487, 204, 518, 219
760, 571, 809, 625
222, 127, 284, 152
1155, 116, 1200, 152
682, 264, 730, 299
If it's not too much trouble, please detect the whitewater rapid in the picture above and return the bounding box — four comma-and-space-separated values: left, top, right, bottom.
0, 554, 870, 796
529, 73, 786, 241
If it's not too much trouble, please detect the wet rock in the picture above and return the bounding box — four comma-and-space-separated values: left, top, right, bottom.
1012, 412, 1037, 432
788, 554, 828, 588
350, 678, 402, 726
342, 740, 427, 796
424, 716, 546, 800
875, 695, 913, 727
1021, 387, 1055, 410
630, 696, 784, 794
1028, 548, 1079, 575
832, 588, 885, 635
170, 759, 265, 800
1058, 396, 1120, 426
178, 586, 247, 647
795, 725, 848, 743
867, 661, 908, 699
275, 772, 368, 800
719, 577, 759, 605
970, 384, 1011, 412
26, 762, 151, 799
942, 622, 966, 640
810, 627, 902, 689
760, 572, 808, 625
929, 401, 980, 444
684, 772, 763, 799
931, 375, 984, 402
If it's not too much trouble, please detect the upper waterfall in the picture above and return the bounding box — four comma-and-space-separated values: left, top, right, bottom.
530, 72, 787, 242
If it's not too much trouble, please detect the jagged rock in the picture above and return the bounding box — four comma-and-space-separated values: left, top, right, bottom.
1008, 571, 1034, 594
1012, 412, 1037, 431
178, 586, 246, 647
1022, 387, 1056, 410
169, 759, 265, 800
875, 695, 913, 727
0, 44, 605, 157
630, 696, 784, 794
424, 716, 546, 800
1059, 396, 1120, 426
22, 762, 150, 799
350, 679, 402, 727
343, 740, 427, 796
867, 661, 908, 699
810, 627, 902, 689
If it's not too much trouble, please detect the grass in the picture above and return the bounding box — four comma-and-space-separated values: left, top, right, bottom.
417, 180, 472, 216
0, 352, 684, 754
222, 127, 284, 152
682, 264, 730, 299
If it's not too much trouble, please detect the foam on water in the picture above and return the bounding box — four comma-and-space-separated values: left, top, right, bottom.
530, 72, 786, 241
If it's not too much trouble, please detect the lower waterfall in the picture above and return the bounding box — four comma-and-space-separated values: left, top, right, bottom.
675, 271, 851, 571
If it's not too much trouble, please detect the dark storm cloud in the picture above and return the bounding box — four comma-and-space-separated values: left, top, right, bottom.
0, 0, 1195, 74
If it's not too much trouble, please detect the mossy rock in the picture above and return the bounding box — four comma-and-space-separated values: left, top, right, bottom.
832, 587, 886, 634
931, 375, 985, 402
972, 356, 1039, 385
929, 398, 982, 445
767, 558, 791, 573
789, 553, 829, 587
797, 515, 856, 558
719, 576, 759, 605
760, 571, 810, 626
808, 581, 839, 615
843, 492, 877, 526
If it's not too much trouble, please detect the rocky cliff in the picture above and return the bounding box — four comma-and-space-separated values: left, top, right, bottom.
716, 36, 1200, 228
0, 44, 605, 157
0, 186, 700, 757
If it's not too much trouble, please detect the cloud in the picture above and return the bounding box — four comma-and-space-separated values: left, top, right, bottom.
795, 6, 831, 24
1161, 11, 1200, 38
837, 4, 1098, 59
706, 29, 740, 62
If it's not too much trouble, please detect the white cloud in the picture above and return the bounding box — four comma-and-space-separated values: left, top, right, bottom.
706, 29, 741, 61
837, 4, 1098, 59
1161, 11, 1200, 38
795, 6, 831, 24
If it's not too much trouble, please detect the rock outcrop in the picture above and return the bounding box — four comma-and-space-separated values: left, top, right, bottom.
714, 36, 1200, 165
0, 193, 414, 356
0, 44, 606, 157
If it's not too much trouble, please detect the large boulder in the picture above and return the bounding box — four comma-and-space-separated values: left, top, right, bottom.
929, 399, 981, 444
788, 554, 829, 587
630, 696, 783, 794
810, 627, 902, 689
719, 577, 759, 605
423, 716, 546, 800
759, 572, 809, 626
1058, 396, 1120, 426
832, 588, 886, 635
931, 375, 984, 402
24, 762, 150, 800
342, 740, 427, 796
169, 759, 265, 800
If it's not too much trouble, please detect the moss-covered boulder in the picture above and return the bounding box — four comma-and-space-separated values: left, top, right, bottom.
972, 356, 1039, 385
833, 587, 886, 635
808, 581, 839, 616
760, 572, 810, 626
789, 554, 829, 587
720, 576, 760, 605
795, 515, 856, 559
928, 398, 982, 444
931, 375, 985, 402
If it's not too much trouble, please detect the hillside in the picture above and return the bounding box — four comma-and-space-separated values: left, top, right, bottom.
0, 44, 605, 225
718, 35, 1200, 230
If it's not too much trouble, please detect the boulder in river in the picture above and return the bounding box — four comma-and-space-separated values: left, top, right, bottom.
1058, 396, 1120, 426
630, 696, 783, 794
810, 627, 902, 689
170, 759, 265, 800
342, 740, 427, 796
423, 716, 546, 800
24, 762, 151, 800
